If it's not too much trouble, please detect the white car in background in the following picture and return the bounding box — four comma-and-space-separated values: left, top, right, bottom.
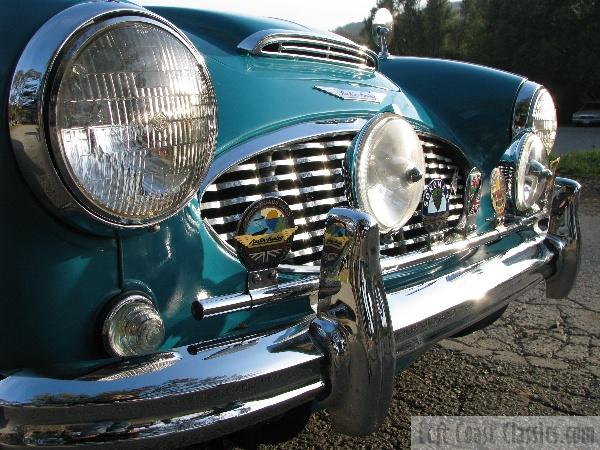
572, 102, 600, 125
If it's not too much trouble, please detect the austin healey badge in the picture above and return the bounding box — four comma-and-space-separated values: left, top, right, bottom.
422, 179, 450, 233
234, 197, 297, 271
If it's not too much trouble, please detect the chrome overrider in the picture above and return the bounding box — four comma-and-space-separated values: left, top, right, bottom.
545, 177, 581, 299
0, 178, 580, 447
311, 209, 395, 436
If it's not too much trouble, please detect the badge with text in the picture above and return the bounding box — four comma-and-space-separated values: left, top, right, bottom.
422, 179, 450, 233
234, 197, 297, 271
490, 167, 507, 219
466, 168, 482, 215
313, 85, 386, 104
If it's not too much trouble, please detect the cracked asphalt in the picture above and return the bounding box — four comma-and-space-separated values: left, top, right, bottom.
253, 178, 599, 450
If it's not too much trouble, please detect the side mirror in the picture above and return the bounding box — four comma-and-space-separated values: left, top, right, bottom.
371, 8, 393, 59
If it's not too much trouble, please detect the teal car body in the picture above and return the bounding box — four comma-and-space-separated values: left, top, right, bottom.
0, 1, 581, 447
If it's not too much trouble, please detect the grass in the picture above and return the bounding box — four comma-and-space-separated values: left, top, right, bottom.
555, 149, 600, 177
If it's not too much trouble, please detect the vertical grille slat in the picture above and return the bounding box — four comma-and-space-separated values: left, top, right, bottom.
201, 133, 466, 266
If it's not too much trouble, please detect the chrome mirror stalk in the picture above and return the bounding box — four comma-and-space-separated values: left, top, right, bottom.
371, 8, 394, 59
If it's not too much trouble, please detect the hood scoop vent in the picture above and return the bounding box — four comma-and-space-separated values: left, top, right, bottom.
238, 29, 377, 71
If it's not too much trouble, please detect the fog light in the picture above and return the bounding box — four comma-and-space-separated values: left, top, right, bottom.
512, 132, 550, 211
102, 295, 165, 357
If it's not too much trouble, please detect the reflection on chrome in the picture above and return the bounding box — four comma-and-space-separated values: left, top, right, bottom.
311, 208, 395, 436
546, 177, 581, 298
80, 352, 181, 381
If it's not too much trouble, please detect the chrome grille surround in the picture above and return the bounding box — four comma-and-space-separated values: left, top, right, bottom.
200, 120, 467, 268
238, 30, 377, 71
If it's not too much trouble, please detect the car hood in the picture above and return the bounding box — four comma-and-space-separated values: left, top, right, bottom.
148, 6, 332, 56
146, 6, 412, 155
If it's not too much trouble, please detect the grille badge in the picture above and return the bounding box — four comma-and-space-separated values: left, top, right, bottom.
466, 168, 483, 216
234, 197, 297, 272
422, 179, 450, 233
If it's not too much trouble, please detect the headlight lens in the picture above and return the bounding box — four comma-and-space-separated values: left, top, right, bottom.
513, 132, 551, 211
103, 295, 165, 357
52, 20, 216, 226
351, 113, 425, 233
530, 89, 557, 153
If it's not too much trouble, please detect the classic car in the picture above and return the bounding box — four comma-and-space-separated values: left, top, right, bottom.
0, 0, 581, 448
572, 101, 600, 126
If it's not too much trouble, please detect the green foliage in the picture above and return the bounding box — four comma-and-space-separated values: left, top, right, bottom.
363, 0, 600, 122
556, 150, 600, 177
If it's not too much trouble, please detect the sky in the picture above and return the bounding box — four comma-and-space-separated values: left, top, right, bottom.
137, 0, 378, 31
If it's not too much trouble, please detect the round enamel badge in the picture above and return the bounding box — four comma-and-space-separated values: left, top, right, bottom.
422, 179, 450, 233
490, 168, 507, 218
233, 197, 297, 271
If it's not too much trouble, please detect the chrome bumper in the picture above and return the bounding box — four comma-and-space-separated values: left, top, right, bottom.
0, 178, 580, 448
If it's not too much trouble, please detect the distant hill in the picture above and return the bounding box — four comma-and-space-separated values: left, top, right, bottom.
332, 21, 367, 46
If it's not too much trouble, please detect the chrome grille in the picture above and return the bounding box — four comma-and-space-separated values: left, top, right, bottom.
380, 141, 465, 258
499, 162, 515, 197
256, 36, 376, 71
201, 134, 465, 266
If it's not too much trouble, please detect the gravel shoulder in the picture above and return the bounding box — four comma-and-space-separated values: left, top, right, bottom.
258, 177, 600, 450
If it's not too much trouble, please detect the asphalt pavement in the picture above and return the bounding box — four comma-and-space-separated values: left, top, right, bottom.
554, 126, 600, 155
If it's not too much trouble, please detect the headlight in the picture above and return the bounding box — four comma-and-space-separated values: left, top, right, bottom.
513, 83, 557, 154
102, 294, 165, 357
510, 132, 551, 211
9, 3, 217, 228
348, 113, 425, 233
530, 89, 557, 153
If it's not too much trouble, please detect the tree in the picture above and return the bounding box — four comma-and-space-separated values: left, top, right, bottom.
363, 0, 600, 120
421, 0, 454, 57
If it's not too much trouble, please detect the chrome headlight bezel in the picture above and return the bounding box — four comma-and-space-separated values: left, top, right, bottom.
347, 113, 426, 233
512, 82, 557, 154
8, 2, 217, 230
503, 131, 551, 212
